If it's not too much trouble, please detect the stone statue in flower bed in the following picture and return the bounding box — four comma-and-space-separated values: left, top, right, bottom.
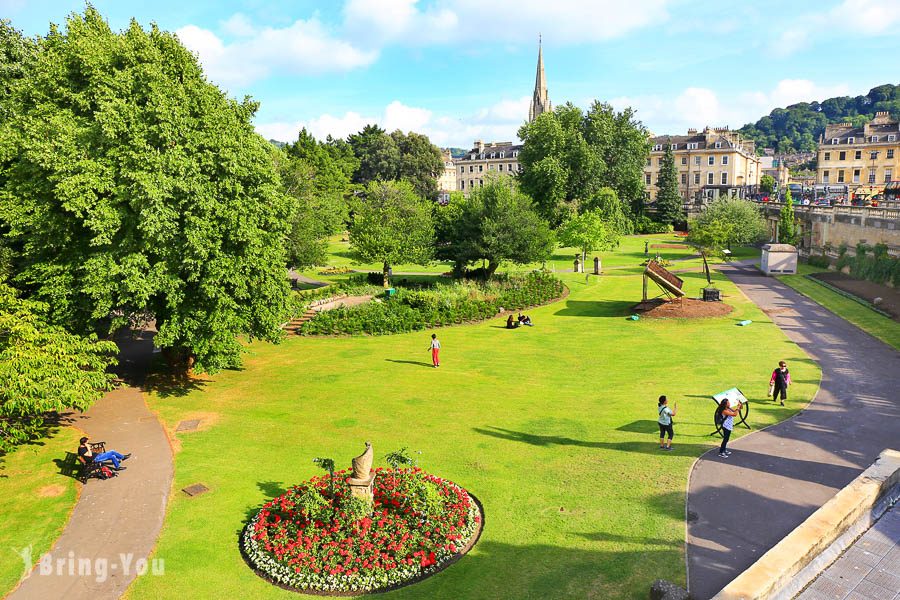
242, 445, 482, 593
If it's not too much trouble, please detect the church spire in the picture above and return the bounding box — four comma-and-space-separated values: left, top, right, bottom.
529, 35, 550, 122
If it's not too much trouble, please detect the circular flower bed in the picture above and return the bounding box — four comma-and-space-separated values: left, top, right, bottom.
242, 467, 482, 594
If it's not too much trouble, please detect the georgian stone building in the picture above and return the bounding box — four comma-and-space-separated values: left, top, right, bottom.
437, 150, 457, 203
455, 40, 547, 194
816, 112, 900, 199
643, 127, 761, 202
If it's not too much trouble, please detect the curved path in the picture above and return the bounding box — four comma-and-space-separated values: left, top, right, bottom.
685, 262, 900, 599
9, 329, 173, 600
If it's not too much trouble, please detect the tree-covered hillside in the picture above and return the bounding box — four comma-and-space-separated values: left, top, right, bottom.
739, 83, 900, 153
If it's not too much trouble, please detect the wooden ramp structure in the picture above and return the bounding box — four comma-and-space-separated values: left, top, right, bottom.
642, 260, 685, 302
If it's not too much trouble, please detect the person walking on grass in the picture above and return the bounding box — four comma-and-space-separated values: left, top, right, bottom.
428, 333, 441, 368
657, 395, 677, 451
769, 360, 790, 406
716, 398, 742, 458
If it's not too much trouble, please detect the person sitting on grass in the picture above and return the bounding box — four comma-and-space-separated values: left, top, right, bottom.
78, 437, 131, 471
506, 315, 518, 329
518, 313, 533, 326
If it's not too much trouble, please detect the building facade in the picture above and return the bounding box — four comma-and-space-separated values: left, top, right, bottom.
644, 127, 761, 202
437, 150, 457, 202
816, 112, 900, 201
759, 156, 789, 190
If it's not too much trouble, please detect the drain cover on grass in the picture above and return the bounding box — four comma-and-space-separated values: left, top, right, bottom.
176, 419, 201, 432
182, 483, 209, 497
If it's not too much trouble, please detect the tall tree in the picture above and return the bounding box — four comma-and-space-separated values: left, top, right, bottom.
0, 8, 291, 373
689, 197, 767, 253
391, 130, 443, 200
434, 180, 554, 277
348, 124, 401, 185
778, 188, 798, 245
349, 180, 434, 287
581, 187, 634, 235
0, 282, 117, 453
759, 174, 776, 196
655, 141, 684, 225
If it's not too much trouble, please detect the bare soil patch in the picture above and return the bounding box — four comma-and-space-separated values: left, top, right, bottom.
37, 484, 66, 498
633, 297, 734, 319
809, 272, 900, 322
650, 243, 690, 249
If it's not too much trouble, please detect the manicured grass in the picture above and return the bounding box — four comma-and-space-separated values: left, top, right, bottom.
129, 257, 818, 599
0, 427, 81, 595
778, 264, 900, 351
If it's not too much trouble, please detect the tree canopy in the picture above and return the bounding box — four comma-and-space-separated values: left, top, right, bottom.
0, 282, 117, 453
557, 209, 619, 267
654, 141, 684, 225
688, 198, 768, 256
435, 180, 554, 277
347, 126, 442, 200
760, 174, 776, 195
778, 188, 798, 245
517, 101, 649, 226
349, 180, 434, 286
0, 8, 291, 373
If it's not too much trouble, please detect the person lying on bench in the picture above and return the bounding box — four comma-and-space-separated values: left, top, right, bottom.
78, 437, 131, 471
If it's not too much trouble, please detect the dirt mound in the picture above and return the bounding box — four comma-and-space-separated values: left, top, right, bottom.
633, 297, 733, 319
809, 271, 900, 322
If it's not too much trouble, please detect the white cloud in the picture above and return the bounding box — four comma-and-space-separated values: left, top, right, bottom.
255, 96, 531, 147
611, 79, 852, 135
775, 0, 900, 55
220, 13, 257, 37
176, 18, 377, 87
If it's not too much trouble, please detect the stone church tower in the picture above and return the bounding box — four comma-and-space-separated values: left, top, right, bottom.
528, 37, 550, 122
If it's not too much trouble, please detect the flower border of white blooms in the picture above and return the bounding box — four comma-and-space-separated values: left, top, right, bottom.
242, 481, 481, 594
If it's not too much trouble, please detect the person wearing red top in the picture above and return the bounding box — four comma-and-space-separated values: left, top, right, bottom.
769, 360, 791, 406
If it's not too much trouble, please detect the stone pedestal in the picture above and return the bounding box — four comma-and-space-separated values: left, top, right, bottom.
593, 256, 601, 275
349, 472, 376, 505
573, 257, 582, 273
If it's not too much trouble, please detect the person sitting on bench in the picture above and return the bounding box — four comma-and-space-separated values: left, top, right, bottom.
518, 313, 533, 326
506, 314, 519, 329
78, 437, 131, 471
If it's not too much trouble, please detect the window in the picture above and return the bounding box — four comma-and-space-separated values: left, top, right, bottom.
499, 152, 505, 158
888, 135, 896, 142
824, 152, 831, 160
658, 158, 664, 166
722, 156, 729, 165
513, 151, 519, 157
498, 164, 504, 172
460, 180, 465, 190
871, 136, 879, 143
888, 149, 895, 159
479, 180, 483, 187
694, 173, 700, 185
478, 165, 483, 172
470, 179, 474, 188
847, 137, 855, 144
868, 170, 875, 183
837, 170, 845, 183
714, 141, 722, 149
517, 164, 523, 172
469, 166, 473, 173
681, 173, 687, 184
831, 138, 839, 144
645, 173, 651, 185
681, 157, 687, 165
489, 152, 495, 159
488, 164, 494, 171
853, 169, 860, 183
652, 144, 662, 151
855, 150, 862, 160
823, 170, 830, 183
471, 153, 476, 159
886, 169, 892, 182
707, 172, 714, 185
646, 157, 652, 166
708, 156, 714, 166
508, 163, 514, 171
687, 143, 698, 150
839, 151, 846, 160
721, 172, 728, 185
694, 156, 701, 165
460, 167, 464, 174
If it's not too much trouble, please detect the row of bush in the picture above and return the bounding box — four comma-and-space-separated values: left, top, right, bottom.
834, 243, 900, 287
298, 272, 565, 335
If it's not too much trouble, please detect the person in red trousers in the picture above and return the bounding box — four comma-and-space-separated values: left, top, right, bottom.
428, 333, 441, 368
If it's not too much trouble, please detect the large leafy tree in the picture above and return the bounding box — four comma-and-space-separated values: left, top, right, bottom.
655, 141, 684, 225
348, 124, 401, 185
0, 8, 291, 373
557, 209, 619, 268
349, 180, 434, 287
391, 130, 443, 201
0, 282, 117, 453
688, 197, 767, 255
760, 174, 776, 196
435, 180, 554, 277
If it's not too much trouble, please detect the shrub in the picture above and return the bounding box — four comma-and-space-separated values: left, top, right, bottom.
299, 272, 564, 336
634, 216, 674, 234
806, 255, 830, 269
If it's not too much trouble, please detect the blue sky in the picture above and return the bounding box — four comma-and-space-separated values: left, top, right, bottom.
4, 0, 899, 148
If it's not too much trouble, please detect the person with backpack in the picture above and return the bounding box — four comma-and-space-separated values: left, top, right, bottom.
769, 360, 790, 406
716, 398, 742, 458
78, 437, 131, 471
657, 395, 677, 450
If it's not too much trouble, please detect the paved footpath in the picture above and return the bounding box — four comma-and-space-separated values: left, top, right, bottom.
686, 262, 900, 599
9, 329, 173, 600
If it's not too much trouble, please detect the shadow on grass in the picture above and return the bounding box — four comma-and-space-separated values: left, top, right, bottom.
554, 300, 636, 318
142, 370, 209, 398
385, 359, 435, 368
473, 426, 712, 456
0, 412, 77, 474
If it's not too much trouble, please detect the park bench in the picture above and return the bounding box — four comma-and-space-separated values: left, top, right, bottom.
72, 441, 115, 483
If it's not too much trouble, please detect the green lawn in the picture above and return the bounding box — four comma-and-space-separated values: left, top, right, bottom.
128, 260, 817, 599
0, 426, 81, 595
778, 264, 900, 351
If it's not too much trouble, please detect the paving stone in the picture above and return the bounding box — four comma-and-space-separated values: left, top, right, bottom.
799, 575, 854, 599
182, 483, 210, 497
856, 536, 895, 557
842, 547, 885, 569
863, 567, 900, 594
176, 418, 201, 432
825, 555, 872, 587
850, 579, 897, 600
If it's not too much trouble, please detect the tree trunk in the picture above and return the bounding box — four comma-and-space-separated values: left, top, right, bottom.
486, 260, 500, 279
581, 249, 587, 272
383, 262, 390, 288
